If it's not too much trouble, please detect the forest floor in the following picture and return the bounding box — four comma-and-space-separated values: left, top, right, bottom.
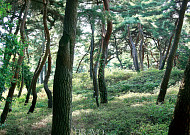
0, 69, 183, 135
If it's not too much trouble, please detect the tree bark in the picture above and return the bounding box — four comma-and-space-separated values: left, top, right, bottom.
90, 22, 95, 79
98, 0, 112, 104
128, 25, 140, 72
51, 0, 78, 134
168, 55, 190, 135
28, 0, 50, 113
43, 50, 52, 108
156, 0, 188, 104
0, 0, 30, 124
89, 21, 99, 107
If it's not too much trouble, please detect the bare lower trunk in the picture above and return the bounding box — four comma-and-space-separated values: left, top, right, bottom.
168, 56, 190, 135
51, 0, 78, 134
156, 0, 188, 104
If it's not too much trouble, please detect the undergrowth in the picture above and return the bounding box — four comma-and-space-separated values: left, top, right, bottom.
0, 69, 183, 135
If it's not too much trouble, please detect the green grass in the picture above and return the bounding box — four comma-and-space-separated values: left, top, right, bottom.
0, 69, 183, 135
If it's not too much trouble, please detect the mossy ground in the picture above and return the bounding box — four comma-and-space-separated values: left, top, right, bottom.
0, 69, 183, 135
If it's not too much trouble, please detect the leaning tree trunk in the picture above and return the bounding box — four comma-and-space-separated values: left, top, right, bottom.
28, 0, 50, 113
168, 55, 190, 135
0, 0, 30, 124
43, 50, 52, 108
156, 0, 188, 104
51, 0, 78, 134
98, 0, 112, 104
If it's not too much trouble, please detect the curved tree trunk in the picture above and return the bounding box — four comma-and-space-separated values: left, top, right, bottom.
98, 0, 112, 104
28, 0, 50, 113
168, 56, 190, 135
0, 0, 30, 124
156, 0, 188, 104
51, 0, 78, 134
43, 50, 52, 108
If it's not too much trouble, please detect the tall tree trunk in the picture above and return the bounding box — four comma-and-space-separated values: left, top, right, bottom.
128, 25, 140, 72
90, 22, 95, 79
51, 0, 78, 134
28, 0, 50, 113
90, 22, 99, 107
156, 0, 188, 104
98, 0, 112, 104
0, 0, 30, 124
43, 50, 52, 108
168, 55, 190, 135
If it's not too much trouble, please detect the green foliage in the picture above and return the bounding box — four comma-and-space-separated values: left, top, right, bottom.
105, 69, 134, 86
176, 44, 190, 70
108, 69, 183, 95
